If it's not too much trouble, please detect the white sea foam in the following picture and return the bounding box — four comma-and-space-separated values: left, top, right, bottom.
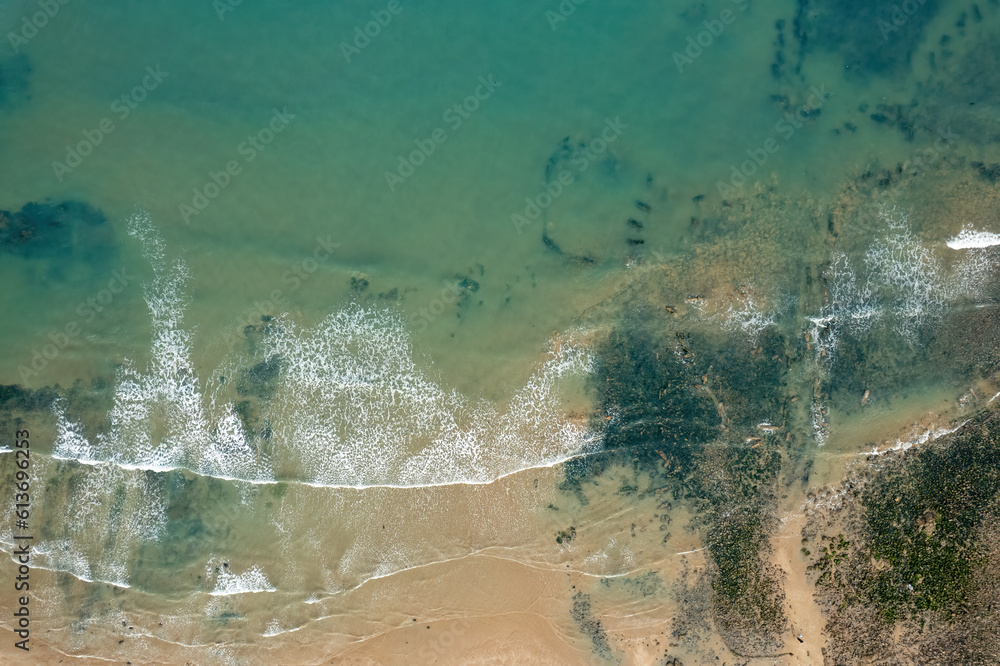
337, 536, 419, 583
33, 538, 137, 590
813, 206, 988, 362
53, 211, 597, 490
808, 251, 879, 364
859, 419, 967, 457
828, 252, 882, 331
951, 243, 998, 301
53, 403, 98, 462
810, 395, 830, 447
688, 284, 777, 341
248, 307, 596, 487
946, 229, 1000, 249
42, 210, 602, 599
35, 443, 167, 588
718, 287, 777, 338
206, 558, 276, 595
54, 211, 271, 481
864, 206, 948, 340
805, 206, 966, 444
263, 619, 302, 637
581, 537, 636, 576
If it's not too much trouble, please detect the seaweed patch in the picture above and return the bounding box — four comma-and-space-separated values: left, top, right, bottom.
570, 591, 619, 663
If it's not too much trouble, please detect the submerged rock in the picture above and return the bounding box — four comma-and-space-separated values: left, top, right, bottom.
0, 383, 60, 412
0, 54, 31, 106
0, 199, 110, 260
236, 354, 284, 401
562, 305, 791, 653
792, 0, 940, 76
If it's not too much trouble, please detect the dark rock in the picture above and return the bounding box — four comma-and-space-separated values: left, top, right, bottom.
0, 200, 108, 259
236, 354, 283, 400
971, 161, 1000, 183
455, 275, 479, 293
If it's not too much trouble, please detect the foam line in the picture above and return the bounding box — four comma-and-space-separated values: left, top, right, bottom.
42, 443, 603, 490
947, 229, 1000, 249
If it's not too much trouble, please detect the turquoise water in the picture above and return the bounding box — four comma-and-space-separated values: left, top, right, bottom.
2, 0, 1000, 663
1, 0, 914, 391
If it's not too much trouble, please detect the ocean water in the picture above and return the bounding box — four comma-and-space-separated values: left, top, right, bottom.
3, 0, 1000, 663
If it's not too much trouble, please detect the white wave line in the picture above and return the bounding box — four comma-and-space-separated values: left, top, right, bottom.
0, 555, 131, 589
946, 229, 1000, 249
857, 419, 968, 457
674, 547, 706, 556
43, 444, 605, 491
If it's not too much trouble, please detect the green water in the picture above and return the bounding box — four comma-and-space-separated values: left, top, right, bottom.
1, 0, 944, 392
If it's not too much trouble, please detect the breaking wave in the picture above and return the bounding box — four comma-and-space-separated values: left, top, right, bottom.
206, 558, 276, 596
36, 209, 601, 592
53, 210, 598, 488
813, 205, 993, 357
804, 205, 997, 445
947, 228, 1000, 250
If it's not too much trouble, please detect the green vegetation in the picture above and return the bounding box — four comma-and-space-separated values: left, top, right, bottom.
794, 0, 940, 76
812, 410, 1000, 624
860, 412, 999, 619
600, 571, 663, 598
578, 315, 720, 482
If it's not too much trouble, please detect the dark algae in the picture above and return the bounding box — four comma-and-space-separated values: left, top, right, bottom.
792, 0, 941, 76
562, 303, 793, 655
236, 354, 284, 401
230, 319, 287, 443
550, 137, 1000, 656
571, 592, 619, 663
0, 199, 117, 283
7, 2, 1000, 661
0, 200, 110, 259
582, 312, 720, 478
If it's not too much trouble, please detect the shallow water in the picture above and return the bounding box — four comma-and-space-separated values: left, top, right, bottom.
3, 0, 1000, 663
